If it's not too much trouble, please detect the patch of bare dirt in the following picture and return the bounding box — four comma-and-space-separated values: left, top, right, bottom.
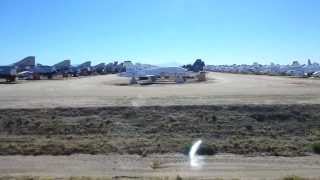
1, 154, 320, 179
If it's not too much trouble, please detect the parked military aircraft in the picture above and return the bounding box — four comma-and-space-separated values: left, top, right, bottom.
70, 61, 92, 76
120, 63, 192, 84
0, 66, 16, 82
13, 56, 36, 72
92, 63, 106, 74
16, 58, 73, 80
0, 56, 35, 82
53, 60, 71, 76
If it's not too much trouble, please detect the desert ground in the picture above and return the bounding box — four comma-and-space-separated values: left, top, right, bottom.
2, 154, 320, 179
1, 72, 320, 108
1, 73, 320, 179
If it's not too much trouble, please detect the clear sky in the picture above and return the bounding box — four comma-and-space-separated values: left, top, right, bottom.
0, 0, 319, 66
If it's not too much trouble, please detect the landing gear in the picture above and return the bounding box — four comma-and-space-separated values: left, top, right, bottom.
32, 74, 41, 80
47, 74, 53, 79
175, 75, 185, 83
63, 73, 69, 78
6, 76, 16, 82
150, 76, 157, 82
130, 77, 137, 84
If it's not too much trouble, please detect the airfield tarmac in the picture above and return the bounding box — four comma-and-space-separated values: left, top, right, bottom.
1, 72, 320, 108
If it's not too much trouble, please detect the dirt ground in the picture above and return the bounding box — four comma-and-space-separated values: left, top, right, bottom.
1, 154, 320, 179
1, 73, 320, 108
1, 73, 320, 179
0, 105, 319, 179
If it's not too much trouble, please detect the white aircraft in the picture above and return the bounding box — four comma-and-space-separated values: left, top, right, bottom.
120, 62, 191, 84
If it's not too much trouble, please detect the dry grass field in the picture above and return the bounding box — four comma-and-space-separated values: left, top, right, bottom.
1, 105, 320, 156
1, 72, 320, 108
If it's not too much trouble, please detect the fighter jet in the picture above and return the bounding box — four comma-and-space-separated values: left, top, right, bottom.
0, 56, 35, 82
16, 57, 72, 80
53, 60, 72, 76
92, 63, 106, 75
120, 62, 191, 84
69, 61, 92, 77
0, 65, 16, 82
13, 56, 36, 72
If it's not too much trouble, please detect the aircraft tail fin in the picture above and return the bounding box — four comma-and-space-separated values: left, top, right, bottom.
13, 56, 35, 67
53, 60, 71, 71
78, 61, 91, 69
13, 56, 35, 72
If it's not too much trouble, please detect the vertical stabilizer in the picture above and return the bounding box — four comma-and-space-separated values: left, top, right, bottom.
54, 60, 71, 71
13, 56, 35, 72
78, 61, 91, 69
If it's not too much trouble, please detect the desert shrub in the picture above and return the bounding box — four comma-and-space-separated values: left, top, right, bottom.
197, 144, 217, 155
182, 143, 217, 155
250, 112, 293, 122
40, 143, 66, 155
282, 175, 307, 180
269, 113, 292, 121
211, 115, 217, 122
182, 144, 190, 155
250, 114, 266, 122
311, 142, 320, 154
150, 160, 162, 170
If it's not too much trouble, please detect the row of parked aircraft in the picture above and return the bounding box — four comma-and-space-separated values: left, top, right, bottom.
121, 62, 206, 84
0, 56, 207, 84
0, 56, 120, 82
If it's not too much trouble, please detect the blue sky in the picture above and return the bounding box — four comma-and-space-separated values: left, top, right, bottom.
0, 0, 319, 66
